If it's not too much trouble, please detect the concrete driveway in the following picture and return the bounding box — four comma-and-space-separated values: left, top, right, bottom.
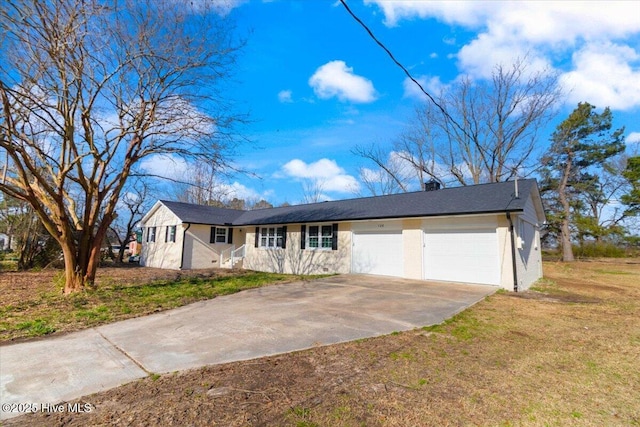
1, 275, 495, 420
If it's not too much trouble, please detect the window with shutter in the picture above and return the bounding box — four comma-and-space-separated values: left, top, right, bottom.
304, 224, 337, 250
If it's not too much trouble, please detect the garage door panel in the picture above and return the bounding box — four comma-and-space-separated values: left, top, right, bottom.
424, 229, 499, 285
352, 232, 403, 277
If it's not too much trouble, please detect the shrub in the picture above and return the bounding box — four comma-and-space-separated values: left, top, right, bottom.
573, 242, 626, 258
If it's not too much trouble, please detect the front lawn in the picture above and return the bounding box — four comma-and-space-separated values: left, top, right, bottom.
0, 267, 314, 342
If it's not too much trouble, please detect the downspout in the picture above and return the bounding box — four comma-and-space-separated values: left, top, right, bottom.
506, 212, 519, 292
180, 223, 191, 270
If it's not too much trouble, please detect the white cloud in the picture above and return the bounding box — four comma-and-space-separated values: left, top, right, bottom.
278, 90, 293, 103
139, 154, 189, 181
456, 35, 552, 79
309, 60, 377, 103
282, 158, 360, 193
364, 0, 492, 27
214, 181, 267, 202
560, 42, 640, 110
403, 75, 446, 100
366, 1, 639, 43
366, 0, 640, 110
176, 0, 248, 15
627, 132, 640, 144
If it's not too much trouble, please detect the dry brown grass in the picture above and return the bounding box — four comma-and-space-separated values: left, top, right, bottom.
7, 260, 640, 426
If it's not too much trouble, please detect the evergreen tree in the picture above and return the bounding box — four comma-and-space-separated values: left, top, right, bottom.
541, 102, 625, 261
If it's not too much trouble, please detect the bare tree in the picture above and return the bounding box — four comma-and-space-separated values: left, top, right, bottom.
108, 179, 152, 263
302, 180, 326, 204
0, 0, 244, 293
356, 59, 562, 190
439, 60, 561, 184
353, 145, 413, 195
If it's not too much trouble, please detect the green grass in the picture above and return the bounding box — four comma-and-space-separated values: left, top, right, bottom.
573, 242, 627, 258
422, 310, 488, 341
0, 271, 316, 341
0, 259, 18, 272
594, 268, 634, 275
15, 319, 56, 337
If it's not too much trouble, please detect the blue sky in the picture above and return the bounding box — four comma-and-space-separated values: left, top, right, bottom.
144, 1, 640, 206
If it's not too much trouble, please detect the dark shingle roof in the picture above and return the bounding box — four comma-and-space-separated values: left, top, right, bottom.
159, 200, 245, 225
159, 179, 538, 226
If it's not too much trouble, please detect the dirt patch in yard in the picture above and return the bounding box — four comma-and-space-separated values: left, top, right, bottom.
5, 260, 640, 426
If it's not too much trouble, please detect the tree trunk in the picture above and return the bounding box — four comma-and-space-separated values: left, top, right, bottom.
117, 244, 127, 263
560, 215, 574, 262
61, 245, 84, 294
58, 239, 103, 294
558, 156, 575, 262
84, 240, 103, 288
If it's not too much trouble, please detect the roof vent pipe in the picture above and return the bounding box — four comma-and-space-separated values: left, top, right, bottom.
423, 181, 441, 192
514, 175, 519, 199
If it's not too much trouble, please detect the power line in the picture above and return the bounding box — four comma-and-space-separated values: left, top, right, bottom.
338, 0, 479, 148
338, 0, 448, 117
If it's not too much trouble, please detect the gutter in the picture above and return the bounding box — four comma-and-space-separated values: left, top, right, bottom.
180, 223, 191, 270
506, 212, 519, 292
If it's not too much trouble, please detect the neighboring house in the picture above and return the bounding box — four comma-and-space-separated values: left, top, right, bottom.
128, 231, 143, 256
0, 233, 11, 251
140, 179, 545, 291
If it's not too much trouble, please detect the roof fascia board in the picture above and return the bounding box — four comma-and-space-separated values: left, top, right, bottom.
529, 183, 547, 223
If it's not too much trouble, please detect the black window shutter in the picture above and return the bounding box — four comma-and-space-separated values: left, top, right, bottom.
210, 227, 216, 244
300, 225, 306, 250
227, 228, 233, 244
281, 226, 287, 249
332, 223, 339, 250
254, 227, 259, 248
165, 226, 169, 242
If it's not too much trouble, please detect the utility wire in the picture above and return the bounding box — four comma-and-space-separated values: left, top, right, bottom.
338, 0, 448, 118
338, 0, 476, 150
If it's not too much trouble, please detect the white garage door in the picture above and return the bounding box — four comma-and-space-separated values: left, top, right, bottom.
424, 229, 499, 285
352, 231, 404, 277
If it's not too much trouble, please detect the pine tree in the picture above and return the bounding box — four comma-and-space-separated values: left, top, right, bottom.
541, 102, 625, 261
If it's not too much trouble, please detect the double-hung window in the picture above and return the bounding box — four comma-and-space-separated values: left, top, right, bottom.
210, 227, 229, 244
259, 227, 285, 248
147, 226, 156, 242
166, 225, 176, 243
305, 224, 336, 250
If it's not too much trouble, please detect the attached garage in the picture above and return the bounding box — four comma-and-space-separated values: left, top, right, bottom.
423, 217, 500, 286
352, 228, 404, 277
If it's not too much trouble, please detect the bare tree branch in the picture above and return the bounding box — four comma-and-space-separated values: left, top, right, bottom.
0, 0, 245, 293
